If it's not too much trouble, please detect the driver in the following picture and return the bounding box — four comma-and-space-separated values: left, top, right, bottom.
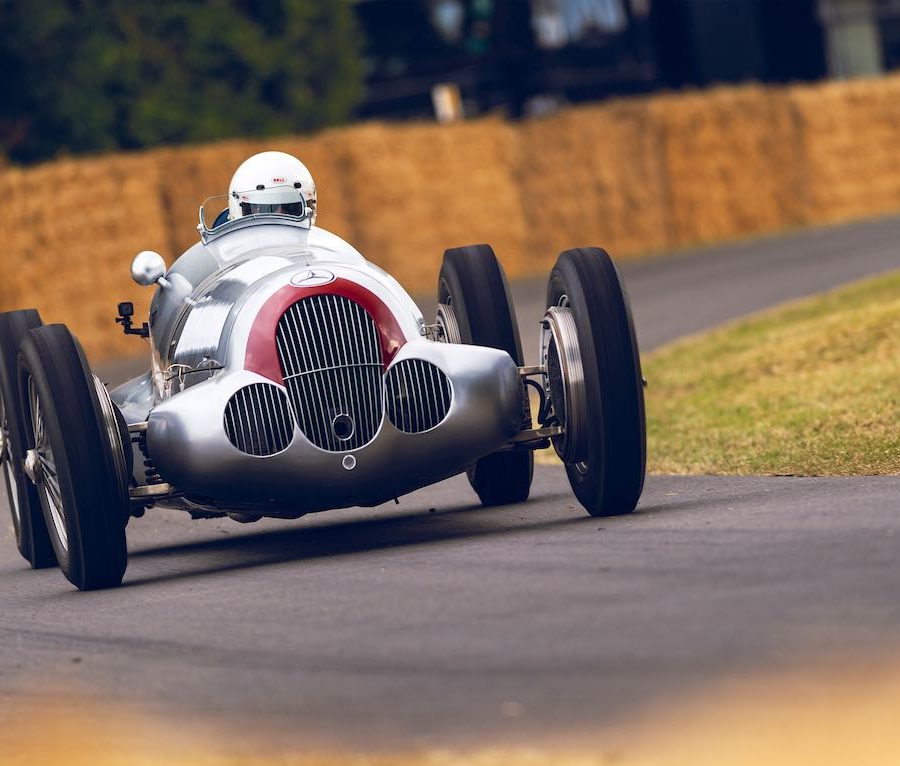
227, 150, 317, 224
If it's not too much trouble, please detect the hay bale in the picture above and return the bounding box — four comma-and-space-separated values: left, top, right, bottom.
152, 139, 260, 258
518, 99, 671, 268
649, 84, 803, 247
4, 75, 900, 363
0, 154, 169, 362
328, 117, 528, 292
788, 74, 900, 224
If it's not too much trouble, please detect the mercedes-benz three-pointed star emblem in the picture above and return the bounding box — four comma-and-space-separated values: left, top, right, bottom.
291, 269, 335, 287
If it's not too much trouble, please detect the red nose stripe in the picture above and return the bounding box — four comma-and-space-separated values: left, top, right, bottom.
245, 279, 408, 384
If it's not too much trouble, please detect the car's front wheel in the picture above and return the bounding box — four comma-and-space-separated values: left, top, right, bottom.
545, 248, 646, 516
17, 324, 129, 590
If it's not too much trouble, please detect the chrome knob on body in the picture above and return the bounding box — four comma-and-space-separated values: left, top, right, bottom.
131, 251, 170, 288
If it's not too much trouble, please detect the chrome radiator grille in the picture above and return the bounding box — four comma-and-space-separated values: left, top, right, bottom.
385, 359, 452, 434
275, 294, 384, 451
224, 383, 294, 456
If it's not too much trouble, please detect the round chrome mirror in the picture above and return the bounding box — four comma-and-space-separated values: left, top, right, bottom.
131, 251, 167, 287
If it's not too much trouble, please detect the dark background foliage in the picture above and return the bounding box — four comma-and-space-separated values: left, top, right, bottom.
0, 0, 363, 164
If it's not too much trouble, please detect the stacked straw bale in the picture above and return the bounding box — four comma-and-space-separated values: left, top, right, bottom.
649, 85, 803, 247
327, 117, 528, 288
4, 75, 900, 361
0, 155, 168, 359
788, 75, 900, 224
517, 101, 670, 268
153, 140, 263, 258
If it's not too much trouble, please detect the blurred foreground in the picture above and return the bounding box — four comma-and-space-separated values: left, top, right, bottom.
4, 657, 900, 765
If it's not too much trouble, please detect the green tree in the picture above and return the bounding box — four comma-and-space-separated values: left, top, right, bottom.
0, 0, 363, 164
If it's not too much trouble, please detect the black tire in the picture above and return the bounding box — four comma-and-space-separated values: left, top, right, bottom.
17, 324, 128, 590
0, 310, 56, 568
438, 244, 533, 506
547, 248, 646, 516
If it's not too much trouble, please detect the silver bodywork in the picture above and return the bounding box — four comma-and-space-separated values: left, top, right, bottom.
112, 218, 525, 517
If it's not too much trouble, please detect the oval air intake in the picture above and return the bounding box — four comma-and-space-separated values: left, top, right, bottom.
224, 383, 294, 456
385, 359, 452, 434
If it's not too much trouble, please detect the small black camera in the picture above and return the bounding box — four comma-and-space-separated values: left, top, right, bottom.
115, 301, 148, 337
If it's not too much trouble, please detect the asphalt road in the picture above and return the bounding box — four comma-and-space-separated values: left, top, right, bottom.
515, 213, 900, 359
2, 216, 900, 750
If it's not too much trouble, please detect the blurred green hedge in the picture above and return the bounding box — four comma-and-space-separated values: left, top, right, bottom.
0, 0, 363, 164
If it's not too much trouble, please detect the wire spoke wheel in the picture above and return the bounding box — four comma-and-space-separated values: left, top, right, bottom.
27, 376, 67, 551
17, 323, 128, 590
0, 391, 21, 532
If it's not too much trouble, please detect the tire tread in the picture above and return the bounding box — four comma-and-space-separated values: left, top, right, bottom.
0, 309, 55, 567
438, 245, 533, 506
18, 324, 127, 589
548, 248, 646, 516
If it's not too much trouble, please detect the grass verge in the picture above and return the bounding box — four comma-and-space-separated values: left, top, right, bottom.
536, 269, 900, 475
644, 269, 900, 475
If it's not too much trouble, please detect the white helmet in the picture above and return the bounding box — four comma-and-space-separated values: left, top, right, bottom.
228, 151, 317, 224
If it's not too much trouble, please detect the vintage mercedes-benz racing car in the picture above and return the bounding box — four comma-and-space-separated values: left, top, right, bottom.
0, 153, 646, 590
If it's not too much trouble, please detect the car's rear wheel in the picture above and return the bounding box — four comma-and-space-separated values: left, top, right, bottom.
17, 324, 128, 590
545, 248, 646, 516
437, 244, 533, 506
0, 310, 55, 568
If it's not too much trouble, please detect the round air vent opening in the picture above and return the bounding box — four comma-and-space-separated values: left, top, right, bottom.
332, 413, 355, 441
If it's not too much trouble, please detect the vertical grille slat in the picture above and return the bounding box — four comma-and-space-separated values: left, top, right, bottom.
297, 308, 322, 446
237, 389, 251, 452
416, 361, 427, 432
297, 300, 328, 447
407, 362, 420, 433
426, 363, 438, 427
252, 384, 267, 453
224, 383, 294, 456
342, 300, 357, 364
402, 362, 414, 434
279, 313, 302, 377
362, 305, 378, 436
385, 360, 452, 434
275, 294, 385, 452
333, 295, 351, 367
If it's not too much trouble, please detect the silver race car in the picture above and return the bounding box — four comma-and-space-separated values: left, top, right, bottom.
0, 152, 646, 590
